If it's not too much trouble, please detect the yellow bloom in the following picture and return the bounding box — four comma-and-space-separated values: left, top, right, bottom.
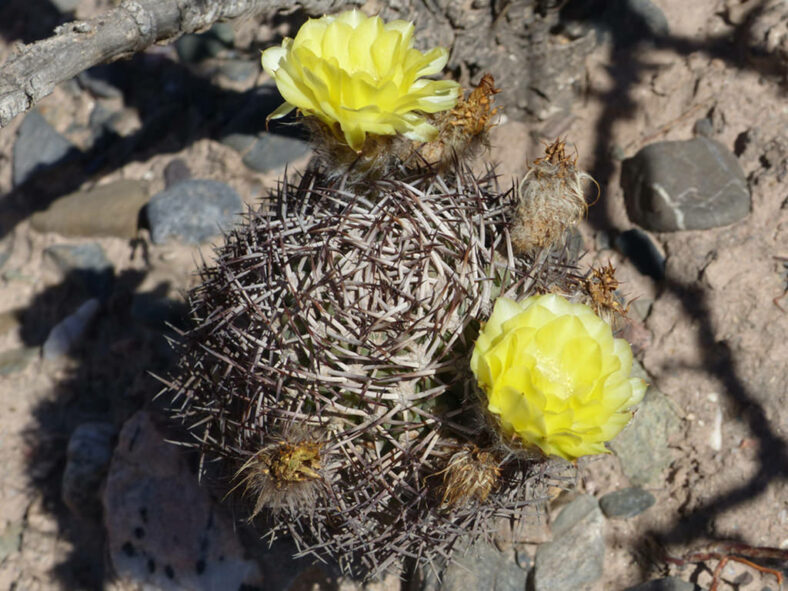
471, 295, 646, 461
261, 10, 460, 151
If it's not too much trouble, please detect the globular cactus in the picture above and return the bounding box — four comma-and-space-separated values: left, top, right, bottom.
163, 8, 643, 578
166, 161, 578, 574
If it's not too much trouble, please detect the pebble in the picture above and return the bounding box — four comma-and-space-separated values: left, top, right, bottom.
30, 179, 151, 239
61, 422, 116, 518
624, 577, 698, 591
533, 495, 605, 591
163, 158, 192, 188
614, 229, 666, 280
104, 411, 263, 590
13, 111, 78, 187
0, 347, 37, 376
0, 230, 13, 270
175, 23, 234, 63
0, 522, 23, 563
621, 137, 750, 232
43, 243, 114, 300
218, 59, 258, 82
77, 65, 123, 99
418, 541, 527, 591
241, 133, 311, 173
42, 298, 101, 360
609, 360, 682, 487
145, 179, 243, 244
599, 487, 656, 519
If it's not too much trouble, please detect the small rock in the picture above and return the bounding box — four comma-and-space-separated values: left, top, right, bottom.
104, 411, 263, 590
621, 137, 750, 232
43, 243, 114, 300
418, 541, 527, 591
533, 495, 605, 591
145, 179, 243, 244
0, 347, 37, 376
624, 576, 698, 591
242, 133, 311, 173
614, 229, 666, 280
692, 118, 714, 138
49, 0, 80, 11
599, 487, 656, 519
0, 229, 13, 271
31, 179, 151, 238
42, 298, 101, 359
163, 159, 192, 188
62, 422, 116, 518
175, 23, 234, 63
13, 111, 78, 187
0, 521, 23, 562
0, 309, 21, 336
88, 103, 115, 132
220, 132, 257, 154
78, 65, 123, 99
609, 360, 681, 486
218, 59, 258, 82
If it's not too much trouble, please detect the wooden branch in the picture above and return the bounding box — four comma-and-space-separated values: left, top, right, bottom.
0, 0, 354, 127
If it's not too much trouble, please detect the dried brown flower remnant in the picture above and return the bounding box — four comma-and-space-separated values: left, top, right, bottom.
449, 73, 501, 137
511, 138, 596, 256
419, 73, 502, 166
583, 262, 630, 318
439, 446, 501, 508
233, 439, 324, 518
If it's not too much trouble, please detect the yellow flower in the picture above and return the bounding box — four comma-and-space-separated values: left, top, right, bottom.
261, 10, 460, 151
471, 295, 646, 461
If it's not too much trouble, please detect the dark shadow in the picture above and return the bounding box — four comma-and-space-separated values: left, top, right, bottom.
0, 48, 302, 240
555, 0, 788, 580
19, 264, 188, 589
0, 0, 68, 43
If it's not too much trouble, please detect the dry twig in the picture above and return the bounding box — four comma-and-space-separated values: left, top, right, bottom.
0, 0, 354, 127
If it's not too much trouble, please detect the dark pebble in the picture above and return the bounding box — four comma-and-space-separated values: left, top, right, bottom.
621, 137, 750, 232
624, 576, 698, 591
242, 134, 311, 173
43, 243, 114, 300
145, 179, 243, 244
163, 159, 192, 188
599, 487, 656, 519
13, 111, 78, 187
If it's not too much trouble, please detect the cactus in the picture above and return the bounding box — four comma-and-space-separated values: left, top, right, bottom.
162, 9, 640, 579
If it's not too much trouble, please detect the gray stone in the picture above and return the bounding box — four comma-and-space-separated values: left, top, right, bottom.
78, 68, 123, 99
104, 411, 263, 590
62, 422, 116, 518
622, 137, 751, 231
599, 487, 656, 519
0, 347, 37, 376
0, 229, 13, 270
621, 0, 669, 38
624, 576, 698, 591
146, 179, 243, 244
42, 298, 101, 359
30, 179, 151, 238
218, 59, 258, 82
43, 243, 114, 300
0, 521, 22, 562
693, 118, 714, 138
220, 132, 256, 154
242, 134, 311, 173
418, 541, 528, 591
13, 111, 77, 187
163, 159, 191, 188
534, 495, 605, 591
50, 0, 80, 11
609, 360, 681, 486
